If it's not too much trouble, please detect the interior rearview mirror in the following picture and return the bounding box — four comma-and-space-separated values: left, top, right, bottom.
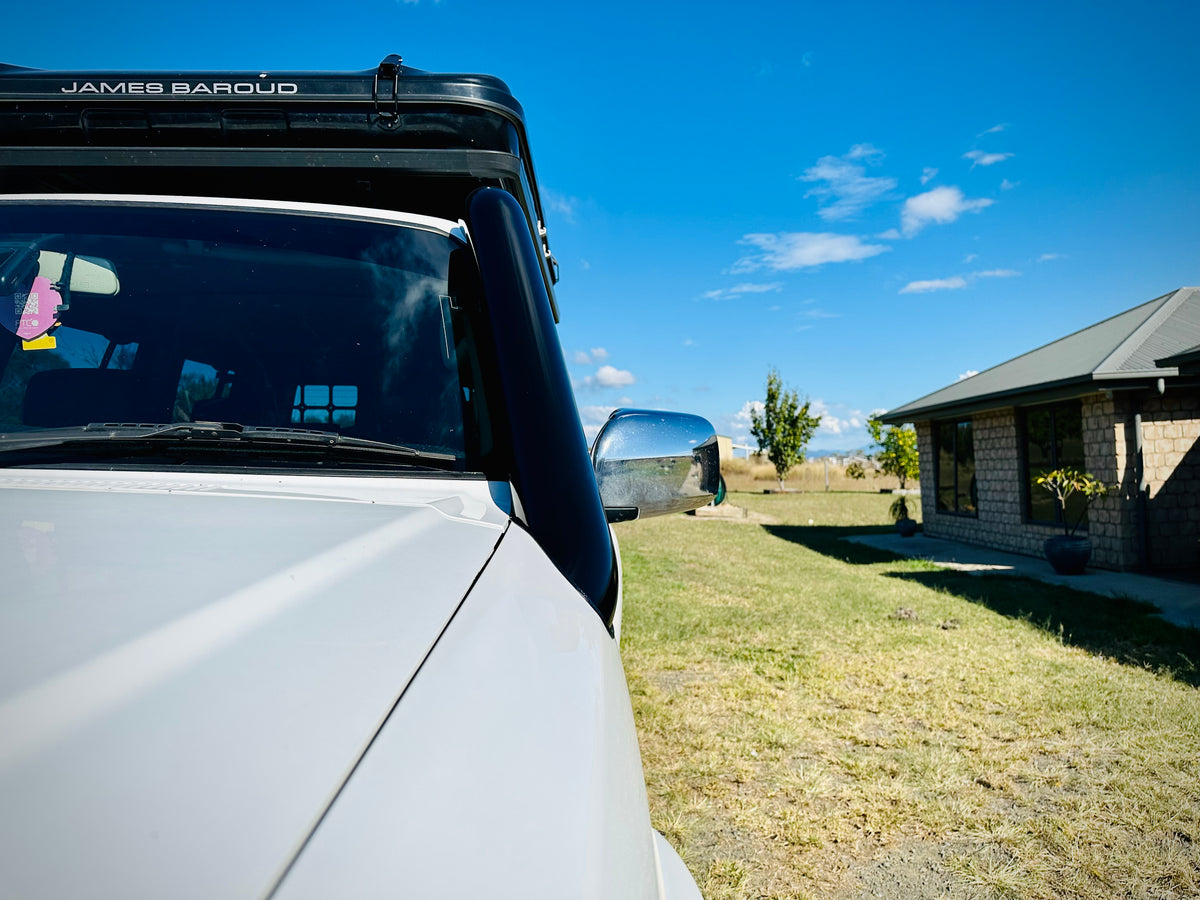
0, 247, 119, 341
591, 408, 720, 522
39, 252, 121, 296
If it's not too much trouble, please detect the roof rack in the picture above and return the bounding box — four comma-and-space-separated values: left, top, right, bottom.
0, 55, 560, 299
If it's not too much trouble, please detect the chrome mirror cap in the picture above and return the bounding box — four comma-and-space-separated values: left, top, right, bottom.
591, 409, 720, 521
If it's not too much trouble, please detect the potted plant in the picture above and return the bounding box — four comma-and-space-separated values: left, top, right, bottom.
1035, 468, 1110, 574
889, 495, 918, 537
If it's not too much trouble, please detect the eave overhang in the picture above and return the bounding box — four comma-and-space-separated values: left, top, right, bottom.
1157, 346, 1200, 376
877, 373, 1181, 425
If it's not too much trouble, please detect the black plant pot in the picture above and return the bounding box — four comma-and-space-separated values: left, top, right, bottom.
895, 517, 918, 538
1044, 535, 1091, 575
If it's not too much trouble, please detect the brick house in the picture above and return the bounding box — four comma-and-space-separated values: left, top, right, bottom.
880, 287, 1200, 576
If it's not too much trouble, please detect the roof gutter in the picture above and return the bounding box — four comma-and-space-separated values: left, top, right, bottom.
878, 375, 1101, 424
878, 370, 1200, 425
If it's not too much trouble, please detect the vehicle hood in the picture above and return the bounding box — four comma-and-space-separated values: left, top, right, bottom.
0, 469, 508, 899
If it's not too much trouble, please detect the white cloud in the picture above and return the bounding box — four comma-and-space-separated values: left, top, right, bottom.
900, 186, 993, 237
722, 399, 765, 445
799, 144, 897, 221
1038, 253, 1065, 262
731, 282, 783, 294
963, 253, 979, 263
844, 143, 878, 160
877, 228, 902, 240
964, 150, 1013, 168
899, 267, 1021, 294
978, 123, 1007, 136
571, 347, 609, 365
899, 277, 969, 294
820, 416, 860, 436
591, 365, 635, 388
1000, 178, 1018, 190
703, 281, 784, 301
736, 399, 763, 422
957, 370, 979, 381
799, 307, 841, 320
733, 232, 890, 272
541, 188, 580, 224
920, 167, 938, 185
579, 404, 616, 425
811, 399, 864, 436
579, 404, 616, 443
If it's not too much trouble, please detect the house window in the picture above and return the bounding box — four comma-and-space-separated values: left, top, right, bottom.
1022, 400, 1086, 528
292, 384, 358, 428
935, 419, 977, 516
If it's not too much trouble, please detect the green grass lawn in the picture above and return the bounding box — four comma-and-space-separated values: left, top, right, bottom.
616, 491, 1200, 900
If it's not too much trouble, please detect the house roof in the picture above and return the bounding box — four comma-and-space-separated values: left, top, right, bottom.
1157, 343, 1200, 374
881, 287, 1200, 424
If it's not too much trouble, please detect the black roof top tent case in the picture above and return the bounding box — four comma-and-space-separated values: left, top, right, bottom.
0, 54, 560, 313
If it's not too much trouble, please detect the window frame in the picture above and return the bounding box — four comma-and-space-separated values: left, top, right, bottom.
0, 196, 511, 477
1019, 399, 1088, 530
934, 418, 978, 517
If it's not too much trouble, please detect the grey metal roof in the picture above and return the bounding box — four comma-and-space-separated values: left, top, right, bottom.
881, 287, 1200, 423
1158, 343, 1200, 374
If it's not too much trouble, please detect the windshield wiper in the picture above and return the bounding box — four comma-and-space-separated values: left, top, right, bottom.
0, 422, 459, 468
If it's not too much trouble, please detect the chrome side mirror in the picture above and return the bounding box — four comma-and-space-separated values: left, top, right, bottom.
591, 409, 720, 522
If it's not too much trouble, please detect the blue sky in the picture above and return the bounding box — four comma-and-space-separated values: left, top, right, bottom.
5, 0, 1199, 450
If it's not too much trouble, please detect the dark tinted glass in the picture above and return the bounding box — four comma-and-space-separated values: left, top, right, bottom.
956, 420, 976, 514
0, 201, 490, 468
1056, 402, 1088, 528
1025, 407, 1057, 522
1022, 401, 1086, 528
935, 419, 977, 516
937, 421, 956, 512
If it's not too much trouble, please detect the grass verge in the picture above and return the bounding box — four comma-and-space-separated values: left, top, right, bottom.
618, 491, 1200, 899
721, 458, 911, 493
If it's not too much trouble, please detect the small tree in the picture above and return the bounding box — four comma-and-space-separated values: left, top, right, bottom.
845, 460, 867, 480
749, 368, 822, 490
1036, 468, 1110, 536
867, 416, 919, 490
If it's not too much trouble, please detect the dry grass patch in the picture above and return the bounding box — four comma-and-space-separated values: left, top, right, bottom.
619, 491, 1200, 899
721, 457, 913, 494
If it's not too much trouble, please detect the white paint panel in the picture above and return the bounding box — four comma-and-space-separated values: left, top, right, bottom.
0, 472, 505, 899
275, 525, 665, 900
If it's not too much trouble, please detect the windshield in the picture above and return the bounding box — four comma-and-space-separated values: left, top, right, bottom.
0, 198, 496, 472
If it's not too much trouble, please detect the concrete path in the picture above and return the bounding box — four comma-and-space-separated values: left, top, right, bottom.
845, 533, 1200, 629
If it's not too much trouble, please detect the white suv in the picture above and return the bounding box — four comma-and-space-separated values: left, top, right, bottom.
0, 57, 713, 899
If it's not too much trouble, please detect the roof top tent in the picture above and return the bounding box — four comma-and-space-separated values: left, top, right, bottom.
0, 54, 561, 317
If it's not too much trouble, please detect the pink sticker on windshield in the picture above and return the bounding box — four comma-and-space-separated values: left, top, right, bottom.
15, 275, 62, 341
